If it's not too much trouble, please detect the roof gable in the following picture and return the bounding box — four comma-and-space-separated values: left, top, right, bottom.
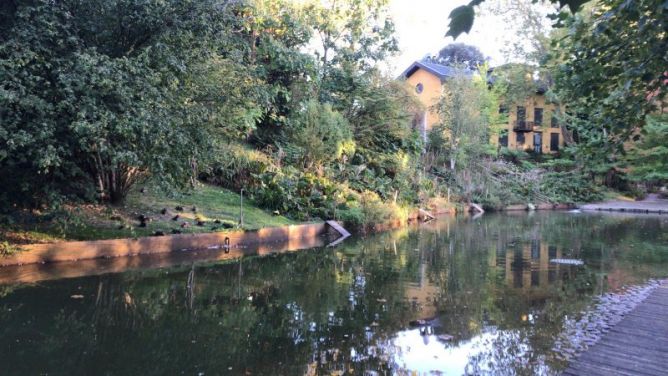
401, 61, 470, 82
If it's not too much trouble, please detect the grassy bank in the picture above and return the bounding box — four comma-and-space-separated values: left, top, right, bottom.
0, 184, 296, 246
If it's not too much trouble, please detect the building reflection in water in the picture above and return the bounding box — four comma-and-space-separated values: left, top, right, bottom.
496, 239, 570, 299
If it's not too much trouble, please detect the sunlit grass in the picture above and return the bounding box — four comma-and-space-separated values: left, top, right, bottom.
1, 184, 297, 245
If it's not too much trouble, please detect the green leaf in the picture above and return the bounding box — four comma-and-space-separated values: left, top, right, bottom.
558, 0, 589, 12
446, 5, 475, 39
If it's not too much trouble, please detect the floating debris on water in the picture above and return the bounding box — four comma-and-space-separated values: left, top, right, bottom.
550, 258, 584, 266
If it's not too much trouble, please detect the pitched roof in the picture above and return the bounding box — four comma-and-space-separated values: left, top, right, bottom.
400, 60, 470, 81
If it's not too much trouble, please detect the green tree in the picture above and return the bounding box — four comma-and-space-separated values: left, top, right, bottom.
431, 70, 497, 173
283, 100, 353, 171
428, 67, 501, 204
432, 43, 486, 70
552, 0, 667, 182
308, 0, 399, 115
626, 115, 668, 185
0, 0, 253, 206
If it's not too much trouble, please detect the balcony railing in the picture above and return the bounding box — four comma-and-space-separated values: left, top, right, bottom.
514, 120, 534, 132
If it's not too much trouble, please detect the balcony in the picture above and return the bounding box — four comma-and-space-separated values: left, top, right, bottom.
514, 120, 535, 132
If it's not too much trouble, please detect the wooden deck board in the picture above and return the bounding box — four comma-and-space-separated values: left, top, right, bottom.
563, 282, 668, 375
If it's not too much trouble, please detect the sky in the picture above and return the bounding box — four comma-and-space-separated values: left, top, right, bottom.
385, 0, 511, 75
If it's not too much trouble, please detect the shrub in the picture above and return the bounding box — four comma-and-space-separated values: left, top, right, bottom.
200, 143, 277, 192
282, 100, 354, 170
540, 171, 603, 204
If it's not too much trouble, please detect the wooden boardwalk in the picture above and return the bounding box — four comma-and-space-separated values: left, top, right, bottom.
580, 194, 668, 215
564, 282, 668, 376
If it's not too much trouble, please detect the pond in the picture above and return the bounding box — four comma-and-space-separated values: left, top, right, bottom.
1, 212, 667, 375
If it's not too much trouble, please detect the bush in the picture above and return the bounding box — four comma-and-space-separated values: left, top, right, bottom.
358, 190, 408, 225
282, 100, 353, 170
200, 143, 277, 192
540, 171, 603, 204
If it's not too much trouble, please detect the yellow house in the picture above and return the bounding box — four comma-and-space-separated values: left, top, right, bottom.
401, 61, 463, 140
499, 91, 565, 154
401, 60, 565, 153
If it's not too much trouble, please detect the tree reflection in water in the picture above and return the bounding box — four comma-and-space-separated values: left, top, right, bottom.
0, 212, 666, 375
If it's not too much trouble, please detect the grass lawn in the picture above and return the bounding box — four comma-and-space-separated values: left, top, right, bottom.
0, 184, 297, 245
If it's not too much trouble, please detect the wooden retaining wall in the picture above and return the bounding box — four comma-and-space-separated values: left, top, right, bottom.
0, 224, 330, 285
0, 223, 328, 267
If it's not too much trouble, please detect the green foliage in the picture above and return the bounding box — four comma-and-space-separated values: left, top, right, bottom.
431, 70, 496, 171
445, 4, 477, 38
553, 0, 667, 175
431, 43, 485, 70
428, 66, 500, 203
489, 64, 547, 112
346, 77, 423, 154
626, 115, 668, 184
0, 0, 254, 206
0, 241, 19, 257
0, 0, 436, 229
199, 142, 278, 192
539, 170, 603, 203
283, 100, 353, 170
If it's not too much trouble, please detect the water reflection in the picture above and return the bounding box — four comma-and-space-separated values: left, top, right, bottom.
0, 212, 667, 375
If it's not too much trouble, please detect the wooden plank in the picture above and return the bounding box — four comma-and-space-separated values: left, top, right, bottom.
614, 323, 668, 337
578, 346, 667, 372
594, 341, 667, 361
469, 202, 485, 214
568, 359, 643, 376
418, 208, 436, 221
325, 220, 351, 238
564, 281, 668, 376
325, 220, 351, 247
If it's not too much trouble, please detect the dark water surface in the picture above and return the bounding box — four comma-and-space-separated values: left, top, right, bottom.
1, 212, 667, 375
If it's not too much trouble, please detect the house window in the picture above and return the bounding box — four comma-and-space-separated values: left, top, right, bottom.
551, 115, 559, 128
415, 83, 424, 94
531, 240, 540, 259
550, 133, 559, 151
534, 108, 543, 125
499, 134, 508, 147
499, 105, 508, 114
516, 132, 525, 144
533, 132, 542, 154
516, 106, 526, 122
548, 245, 557, 259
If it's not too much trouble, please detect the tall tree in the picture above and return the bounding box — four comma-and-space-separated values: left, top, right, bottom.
552, 0, 668, 179
428, 68, 501, 204
0, 0, 253, 205
625, 115, 668, 186
432, 43, 485, 70
307, 0, 399, 114
480, 0, 556, 65
430, 69, 498, 172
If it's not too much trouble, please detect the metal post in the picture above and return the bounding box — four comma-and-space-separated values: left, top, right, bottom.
239, 188, 244, 228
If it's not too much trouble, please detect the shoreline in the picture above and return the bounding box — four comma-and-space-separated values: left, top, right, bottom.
580, 194, 668, 215
2, 199, 656, 283
0, 222, 333, 268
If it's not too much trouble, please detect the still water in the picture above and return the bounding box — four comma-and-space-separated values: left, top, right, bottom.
1, 212, 667, 375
